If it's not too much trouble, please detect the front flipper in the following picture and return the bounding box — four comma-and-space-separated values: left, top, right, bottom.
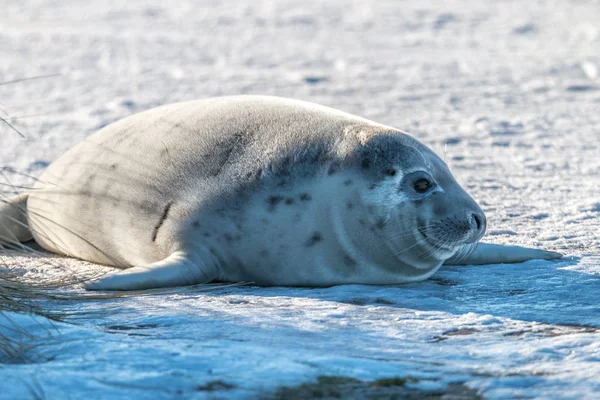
444, 243, 563, 265
85, 251, 219, 291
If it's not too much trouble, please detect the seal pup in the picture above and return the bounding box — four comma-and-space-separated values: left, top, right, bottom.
0, 96, 562, 290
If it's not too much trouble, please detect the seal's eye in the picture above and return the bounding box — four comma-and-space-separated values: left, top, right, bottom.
386, 169, 397, 177
413, 178, 432, 193
401, 171, 436, 196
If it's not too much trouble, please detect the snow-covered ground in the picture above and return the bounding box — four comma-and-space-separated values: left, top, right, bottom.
1, 0, 599, 398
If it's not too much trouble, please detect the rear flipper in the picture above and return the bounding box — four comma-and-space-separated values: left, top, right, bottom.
0, 194, 33, 245
85, 251, 219, 291
444, 243, 563, 265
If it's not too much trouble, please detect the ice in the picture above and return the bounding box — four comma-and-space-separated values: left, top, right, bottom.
1, 0, 599, 398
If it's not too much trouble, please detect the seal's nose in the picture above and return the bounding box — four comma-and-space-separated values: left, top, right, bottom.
467, 211, 486, 242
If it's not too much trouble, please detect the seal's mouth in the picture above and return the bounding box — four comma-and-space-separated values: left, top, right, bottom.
417, 226, 458, 253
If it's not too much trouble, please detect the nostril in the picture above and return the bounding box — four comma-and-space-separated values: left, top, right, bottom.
471, 213, 484, 232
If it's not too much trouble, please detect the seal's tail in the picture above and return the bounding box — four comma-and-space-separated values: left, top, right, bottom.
0, 194, 33, 246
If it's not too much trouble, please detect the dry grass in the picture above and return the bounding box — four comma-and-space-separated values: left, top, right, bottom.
0, 272, 60, 363
0, 254, 245, 364
0, 252, 88, 363
0, 97, 129, 363
0, 244, 249, 364
0, 84, 63, 362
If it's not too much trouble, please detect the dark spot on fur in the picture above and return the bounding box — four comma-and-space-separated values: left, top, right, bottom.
369, 183, 377, 190
305, 231, 323, 247
192, 220, 201, 228
300, 193, 312, 201
346, 202, 354, 209
224, 233, 233, 242
361, 159, 370, 169
374, 218, 387, 229
152, 202, 173, 242
343, 179, 353, 186
267, 195, 284, 212
259, 249, 269, 257
343, 254, 358, 267
285, 198, 294, 205
203, 232, 211, 237
359, 219, 366, 226
83, 172, 97, 190
327, 163, 339, 175
109, 163, 118, 170
261, 218, 270, 225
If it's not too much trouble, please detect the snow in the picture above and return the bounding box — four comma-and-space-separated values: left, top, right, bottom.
1, 0, 599, 398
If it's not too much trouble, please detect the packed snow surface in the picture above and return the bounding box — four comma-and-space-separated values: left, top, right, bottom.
1, 0, 599, 398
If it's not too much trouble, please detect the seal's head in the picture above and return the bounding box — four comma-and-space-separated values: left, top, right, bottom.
353, 131, 486, 269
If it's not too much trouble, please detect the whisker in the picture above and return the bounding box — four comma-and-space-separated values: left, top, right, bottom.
459, 242, 479, 263
385, 225, 447, 242
416, 231, 450, 260
377, 225, 451, 257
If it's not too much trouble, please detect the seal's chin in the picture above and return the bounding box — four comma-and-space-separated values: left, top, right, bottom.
417, 227, 460, 256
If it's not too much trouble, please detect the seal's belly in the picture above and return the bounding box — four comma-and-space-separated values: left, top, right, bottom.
214, 177, 440, 286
